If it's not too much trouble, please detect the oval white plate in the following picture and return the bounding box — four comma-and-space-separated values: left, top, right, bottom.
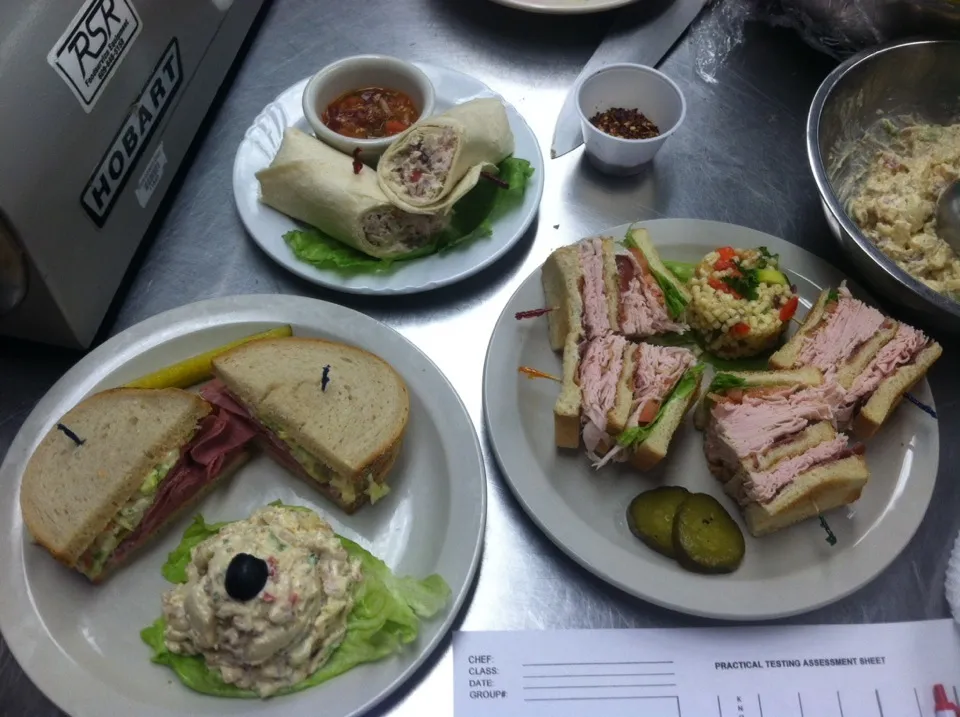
0, 295, 486, 717
233, 63, 544, 296
489, 0, 637, 13
483, 218, 939, 620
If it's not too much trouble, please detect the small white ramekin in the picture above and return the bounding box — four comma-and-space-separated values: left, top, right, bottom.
302, 54, 435, 162
576, 64, 686, 176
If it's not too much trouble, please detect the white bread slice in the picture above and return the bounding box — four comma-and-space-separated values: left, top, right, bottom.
553, 333, 583, 449
212, 338, 410, 504
607, 344, 638, 435
628, 368, 702, 471
92, 451, 249, 584
541, 244, 583, 352
694, 366, 824, 430
625, 227, 692, 306
742, 454, 869, 537
20, 388, 211, 568
769, 288, 898, 389
852, 340, 943, 440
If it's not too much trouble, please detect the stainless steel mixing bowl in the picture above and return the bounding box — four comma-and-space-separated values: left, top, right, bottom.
807, 38, 960, 333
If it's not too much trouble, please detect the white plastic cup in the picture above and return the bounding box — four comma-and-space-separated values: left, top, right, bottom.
576, 63, 686, 176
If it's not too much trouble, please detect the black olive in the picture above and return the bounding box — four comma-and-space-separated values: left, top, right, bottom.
225, 553, 269, 601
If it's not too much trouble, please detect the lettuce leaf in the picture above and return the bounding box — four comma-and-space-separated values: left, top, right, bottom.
617, 363, 705, 448
651, 269, 688, 319
141, 506, 451, 698
706, 372, 748, 394
283, 157, 533, 274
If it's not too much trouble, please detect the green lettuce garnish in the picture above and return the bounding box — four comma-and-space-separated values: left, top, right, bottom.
827, 288, 839, 303
651, 269, 688, 319
662, 260, 695, 284
283, 157, 534, 275
706, 372, 748, 394
141, 506, 451, 698
617, 363, 705, 448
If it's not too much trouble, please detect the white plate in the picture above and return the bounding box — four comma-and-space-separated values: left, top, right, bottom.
233, 63, 544, 296
0, 295, 486, 717
483, 218, 940, 620
489, 0, 637, 13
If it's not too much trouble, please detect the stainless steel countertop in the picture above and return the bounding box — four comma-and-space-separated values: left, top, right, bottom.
2, 1, 959, 715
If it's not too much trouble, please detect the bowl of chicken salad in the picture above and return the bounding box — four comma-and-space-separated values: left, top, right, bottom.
808, 38, 960, 333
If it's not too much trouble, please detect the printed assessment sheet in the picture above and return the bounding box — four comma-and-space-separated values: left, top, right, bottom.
453, 619, 960, 716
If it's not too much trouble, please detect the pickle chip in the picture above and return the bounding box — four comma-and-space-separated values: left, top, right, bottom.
672, 493, 745, 574
626, 486, 690, 558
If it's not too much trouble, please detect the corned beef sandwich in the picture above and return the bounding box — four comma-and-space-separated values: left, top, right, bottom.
554, 335, 703, 470
541, 228, 690, 351
700, 369, 868, 537
20, 388, 253, 582
770, 282, 941, 439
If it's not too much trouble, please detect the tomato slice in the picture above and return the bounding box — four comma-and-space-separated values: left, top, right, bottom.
730, 322, 750, 336
629, 247, 650, 273
779, 295, 799, 322
636, 400, 660, 424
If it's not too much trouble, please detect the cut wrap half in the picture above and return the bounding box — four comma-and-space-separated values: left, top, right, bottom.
256, 128, 451, 259
376, 98, 515, 214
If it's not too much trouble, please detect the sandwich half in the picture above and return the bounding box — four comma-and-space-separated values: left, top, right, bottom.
769, 283, 898, 389
554, 335, 702, 470
701, 369, 867, 537
541, 228, 690, 351
202, 337, 409, 513
20, 388, 252, 582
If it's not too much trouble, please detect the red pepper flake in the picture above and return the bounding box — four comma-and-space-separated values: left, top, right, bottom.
779, 295, 799, 322
290, 593, 300, 606
589, 108, 660, 140
730, 322, 750, 336
262, 592, 276, 603
266, 556, 278, 578
351, 148, 363, 175
518, 366, 561, 382
480, 171, 509, 189
515, 307, 555, 320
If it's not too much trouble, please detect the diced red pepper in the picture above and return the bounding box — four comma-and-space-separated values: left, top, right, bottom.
385, 120, 409, 135
730, 322, 750, 336
709, 277, 741, 298
290, 593, 300, 606
716, 246, 736, 261
713, 257, 736, 271
262, 592, 276, 603
779, 295, 799, 322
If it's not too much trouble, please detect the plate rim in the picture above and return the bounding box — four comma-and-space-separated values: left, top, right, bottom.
488, 0, 638, 13
482, 217, 940, 621
0, 294, 487, 717
232, 62, 545, 296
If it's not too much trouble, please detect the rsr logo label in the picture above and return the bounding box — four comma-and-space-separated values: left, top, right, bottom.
47, 0, 142, 112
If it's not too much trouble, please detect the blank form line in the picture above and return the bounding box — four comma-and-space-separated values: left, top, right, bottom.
524, 683, 677, 690
837, 691, 845, 717
524, 695, 678, 702
954, 686, 959, 706
524, 672, 676, 678
758, 694, 764, 717
914, 687, 922, 716
876, 689, 884, 717
522, 660, 673, 667
717, 695, 723, 717
798, 692, 805, 717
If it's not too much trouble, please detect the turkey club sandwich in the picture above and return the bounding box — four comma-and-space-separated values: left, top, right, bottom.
700, 368, 868, 537
20, 388, 253, 582
770, 282, 941, 439
541, 228, 690, 350
200, 337, 410, 514
554, 334, 704, 470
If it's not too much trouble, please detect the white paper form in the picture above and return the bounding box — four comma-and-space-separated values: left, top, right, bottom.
453, 619, 960, 717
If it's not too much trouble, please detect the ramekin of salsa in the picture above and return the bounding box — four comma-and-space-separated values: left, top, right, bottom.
302, 55, 436, 161
322, 87, 419, 140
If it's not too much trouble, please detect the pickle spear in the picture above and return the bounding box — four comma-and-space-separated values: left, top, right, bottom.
123, 325, 293, 389
626, 486, 690, 558
672, 493, 745, 574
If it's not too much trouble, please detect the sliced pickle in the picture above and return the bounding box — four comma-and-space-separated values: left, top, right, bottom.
626, 486, 690, 558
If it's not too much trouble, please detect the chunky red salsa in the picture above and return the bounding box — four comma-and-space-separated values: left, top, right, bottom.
321, 87, 419, 139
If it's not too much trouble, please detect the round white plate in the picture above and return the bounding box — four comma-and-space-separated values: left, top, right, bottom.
490, 0, 637, 13
233, 63, 544, 296
483, 218, 940, 620
0, 295, 486, 717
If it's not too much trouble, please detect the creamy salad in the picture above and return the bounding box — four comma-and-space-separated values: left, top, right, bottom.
846, 121, 960, 300
161, 505, 362, 697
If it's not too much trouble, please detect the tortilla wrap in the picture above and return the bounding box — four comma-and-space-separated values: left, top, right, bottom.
376, 98, 514, 215
255, 128, 450, 259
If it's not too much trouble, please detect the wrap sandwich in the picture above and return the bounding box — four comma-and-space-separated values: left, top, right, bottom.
376, 98, 514, 214
256, 128, 451, 260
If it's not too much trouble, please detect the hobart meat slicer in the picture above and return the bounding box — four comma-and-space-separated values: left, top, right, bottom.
0, 0, 266, 348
